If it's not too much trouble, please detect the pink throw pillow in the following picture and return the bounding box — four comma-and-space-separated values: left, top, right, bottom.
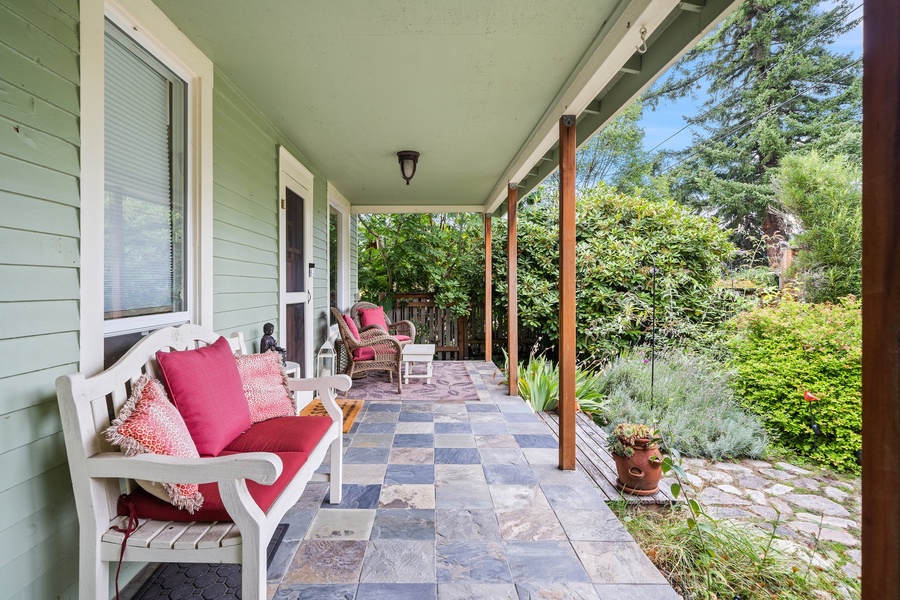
235, 353, 295, 423
359, 306, 389, 331
156, 336, 251, 456
105, 375, 204, 513
343, 314, 361, 340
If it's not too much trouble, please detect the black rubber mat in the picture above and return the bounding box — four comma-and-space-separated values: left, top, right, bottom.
129, 523, 288, 599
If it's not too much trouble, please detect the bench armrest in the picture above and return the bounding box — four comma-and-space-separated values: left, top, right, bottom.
286, 374, 352, 394
86, 452, 283, 485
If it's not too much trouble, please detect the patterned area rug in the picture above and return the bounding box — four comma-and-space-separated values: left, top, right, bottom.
345, 361, 480, 401
298, 398, 363, 432
130, 524, 287, 599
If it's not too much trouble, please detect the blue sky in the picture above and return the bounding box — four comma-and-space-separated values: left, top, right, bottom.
638, 7, 863, 153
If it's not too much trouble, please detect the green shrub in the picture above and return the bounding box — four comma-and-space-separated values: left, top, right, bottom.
728, 295, 861, 473
595, 350, 768, 459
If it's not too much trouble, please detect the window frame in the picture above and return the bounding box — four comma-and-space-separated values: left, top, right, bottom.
327, 183, 352, 323
80, 0, 214, 374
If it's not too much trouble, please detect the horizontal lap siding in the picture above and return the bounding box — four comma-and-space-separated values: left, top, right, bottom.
0, 0, 80, 598
212, 71, 330, 353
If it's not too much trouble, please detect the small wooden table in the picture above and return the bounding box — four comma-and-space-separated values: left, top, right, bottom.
402, 344, 436, 384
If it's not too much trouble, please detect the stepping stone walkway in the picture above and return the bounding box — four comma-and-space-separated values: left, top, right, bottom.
670, 456, 861, 580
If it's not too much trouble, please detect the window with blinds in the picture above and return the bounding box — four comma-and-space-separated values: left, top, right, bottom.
103, 20, 187, 322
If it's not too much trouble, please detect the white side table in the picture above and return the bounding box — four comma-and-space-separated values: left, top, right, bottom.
401, 344, 436, 384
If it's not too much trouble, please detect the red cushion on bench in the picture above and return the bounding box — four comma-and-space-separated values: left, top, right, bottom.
223, 416, 332, 455
118, 451, 309, 522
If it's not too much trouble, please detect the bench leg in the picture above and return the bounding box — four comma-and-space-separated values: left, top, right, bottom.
240, 526, 267, 600
79, 533, 108, 600
329, 434, 343, 504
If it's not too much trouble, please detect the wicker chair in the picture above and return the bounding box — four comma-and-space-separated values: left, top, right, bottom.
332, 307, 409, 393
350, 301, 416, 342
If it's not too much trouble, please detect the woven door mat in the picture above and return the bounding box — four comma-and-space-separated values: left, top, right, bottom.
299, 398, 364, 433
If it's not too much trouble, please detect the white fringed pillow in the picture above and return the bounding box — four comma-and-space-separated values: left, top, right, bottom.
105, 375, 204, 513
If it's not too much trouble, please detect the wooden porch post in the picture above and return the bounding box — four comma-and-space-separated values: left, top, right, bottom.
558, 115, 577, 470
862, 0, 900, 595
485, 213, 493, 363
508, 186, 518, 396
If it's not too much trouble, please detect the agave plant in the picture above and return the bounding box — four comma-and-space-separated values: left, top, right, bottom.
518, 355, 560, 411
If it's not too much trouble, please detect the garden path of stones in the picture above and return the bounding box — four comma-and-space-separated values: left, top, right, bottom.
674, 456, 861, 579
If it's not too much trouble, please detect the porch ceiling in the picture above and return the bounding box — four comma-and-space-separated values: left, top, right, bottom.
151, 0, 737, 213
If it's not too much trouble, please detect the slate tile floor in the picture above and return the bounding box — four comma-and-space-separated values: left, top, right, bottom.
262, 362, 679, 600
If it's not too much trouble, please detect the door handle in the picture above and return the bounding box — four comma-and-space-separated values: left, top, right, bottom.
307, 290, 312, 303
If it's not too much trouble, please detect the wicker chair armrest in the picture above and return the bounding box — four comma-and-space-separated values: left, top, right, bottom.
387, 320, 416, 341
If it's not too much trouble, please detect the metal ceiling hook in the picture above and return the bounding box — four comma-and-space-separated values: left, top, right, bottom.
637, 26, 648, 54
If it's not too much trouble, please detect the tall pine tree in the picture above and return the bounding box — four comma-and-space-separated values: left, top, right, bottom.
649, 0, 861, 263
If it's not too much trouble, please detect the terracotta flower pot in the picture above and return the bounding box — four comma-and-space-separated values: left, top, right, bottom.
613, 438, 663, 496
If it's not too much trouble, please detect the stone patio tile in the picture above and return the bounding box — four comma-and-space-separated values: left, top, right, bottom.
530, 464, 595, 486
496, 509, 566, 541
438, 583, 517, 600
483, 464, 537, 485
345, 448, 391, 464
358, 422, 397, 434
505, 541, 591, 583
480, 448, 527, 465
506, 423, 552, 434
324, 484, 382, 509
436, 541, 513, 583
396, 422, 435, 434
280, 507, 317, 541
435, 448, 481, 464
433, 413, 470, 423
515, 582, 600, 599
476, 435, 519, 448
555, 510, 634, 542
435, 422, 473, 434
436, 464, 487, 485
356, 583, 437, 600
294, 482, 329, 508
572, 542, 667, 584
434, 404, 467, 414
468, 413, 506, 423
371, 509, 435, 541
343, 465, 387, 485
283, 540, 367, 584
402, 403, 434, 412
489, 485, 551, 510
306, 508, 376, 540
592, 584, 681, 599
351, 434, 395, 448
466, 403, 500, 412
364, 412, 401, 423
502, 413, 539, 423
394, 434, 434, 448
367, 403, 402, 412
471, 422, 511, 435
273, 584, 357, 600
399, 412, 434, 422
436, 483, 494, 509
513, 434, 558, 448
541, 484, 607, 510
521, 449, 558, 465
436, 508, 502, 542
390, 448, 434, 464
379, 484, 436, 509
436, 434, 477, 448
497, 403, 533, 413
783, 493, 850, 517
359, 540, 436, 583
385, 464, 435, 485
268, 537, 302, 583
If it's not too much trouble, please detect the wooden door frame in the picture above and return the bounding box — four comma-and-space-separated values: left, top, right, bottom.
278, 146, 314, 378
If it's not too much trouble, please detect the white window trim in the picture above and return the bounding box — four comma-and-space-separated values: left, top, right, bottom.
79, 0, 214, 374
327, 182, 352, 316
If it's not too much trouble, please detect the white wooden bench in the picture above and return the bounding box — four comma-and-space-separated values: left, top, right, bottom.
56, 324, 350, 600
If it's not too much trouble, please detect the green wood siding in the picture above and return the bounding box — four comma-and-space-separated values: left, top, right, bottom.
212, 71, 333, 352
0, 1, 80, 598
350, 215, 359, 301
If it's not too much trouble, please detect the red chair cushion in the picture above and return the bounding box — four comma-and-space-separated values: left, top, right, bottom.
395, 335, 411, 342
353, 347, 376, 361
223, 416, 332, 455
342, 315, 361, 340
156, 336, 251, 456
119, 451, 309, 522
358, 306, 389, 330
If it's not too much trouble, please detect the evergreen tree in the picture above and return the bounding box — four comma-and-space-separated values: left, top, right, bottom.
649, 0, 861, 263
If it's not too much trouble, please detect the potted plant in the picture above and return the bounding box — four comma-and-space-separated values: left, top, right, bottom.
607, 423, 663, 496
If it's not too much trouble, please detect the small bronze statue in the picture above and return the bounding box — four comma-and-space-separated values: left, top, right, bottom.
260, 322, 287, 365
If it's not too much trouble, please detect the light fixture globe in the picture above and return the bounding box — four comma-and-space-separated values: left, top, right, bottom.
397, 151, 420, 185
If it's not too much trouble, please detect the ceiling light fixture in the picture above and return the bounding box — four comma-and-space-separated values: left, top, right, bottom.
397, 151, 420, 185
